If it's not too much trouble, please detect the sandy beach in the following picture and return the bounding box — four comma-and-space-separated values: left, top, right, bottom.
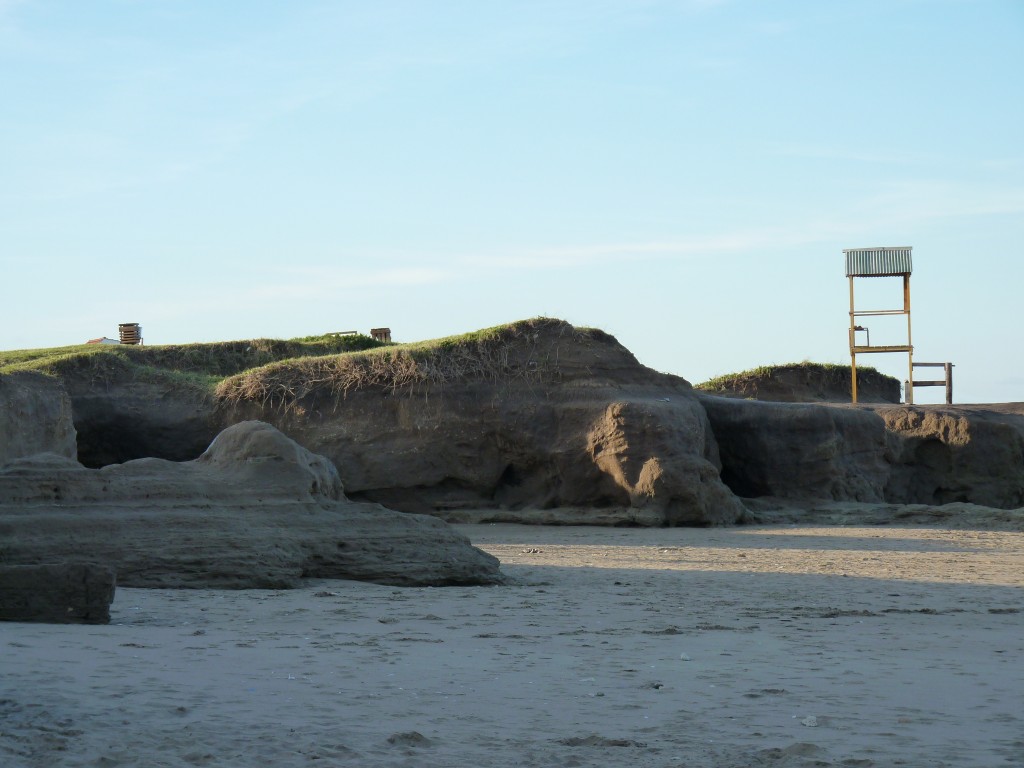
2, 523, 1023, 767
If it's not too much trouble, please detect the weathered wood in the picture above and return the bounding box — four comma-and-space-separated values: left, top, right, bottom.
912, 362, 954, 404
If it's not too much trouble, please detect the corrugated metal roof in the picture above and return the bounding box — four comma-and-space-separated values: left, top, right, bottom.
843, 247, 912, 277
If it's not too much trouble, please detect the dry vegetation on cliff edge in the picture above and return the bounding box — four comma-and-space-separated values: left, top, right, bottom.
214, 318, 601, 409
0, 334, 389, 393
696, 361, 898, 394
0, 319, 603, 408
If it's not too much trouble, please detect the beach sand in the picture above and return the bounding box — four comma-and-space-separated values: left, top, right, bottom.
2, 523, 1022, 767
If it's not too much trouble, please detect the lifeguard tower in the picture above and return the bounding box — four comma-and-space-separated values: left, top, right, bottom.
844, 247, 913, 404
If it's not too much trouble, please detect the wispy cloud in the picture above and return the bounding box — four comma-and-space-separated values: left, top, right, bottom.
692, 56, 741, 72
467, 178, 1024, 270
15, 172, 1021, 350
101, 265, 453, 333
756, 19, 795, 35
0, 0, 29, 40
772, 143, 940, 166
258, 266, 453, 297
981, 156, 1024, 171
684, 0, 731, 9
473, 230, 806, 269
0, 0, 26, 15
859, 179, 1024, 220
227, 178, 1024, 300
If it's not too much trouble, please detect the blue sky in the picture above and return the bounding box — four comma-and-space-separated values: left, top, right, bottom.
2, 0, 1022, 403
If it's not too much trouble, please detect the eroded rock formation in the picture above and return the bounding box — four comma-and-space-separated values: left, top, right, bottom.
0, 422, 502, 588
699, 397, 891, 502
879, 404, 1024, 508
69, 376, 219, 468
701, 395, 1024, 511
0, 563, 115, 624
221, 321, 746, 526
5, 320, 1022, 526
0, 372, 77, 465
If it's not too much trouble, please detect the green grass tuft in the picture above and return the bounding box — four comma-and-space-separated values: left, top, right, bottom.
695, 361, 885, 392
0, 333, 391, 395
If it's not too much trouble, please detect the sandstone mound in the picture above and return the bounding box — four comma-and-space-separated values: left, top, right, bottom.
0, 421, 502, 588
701, 395, 1024, 510
218, 319, 746, 526
198, 418, 345, 500
697, 363, 900, 403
